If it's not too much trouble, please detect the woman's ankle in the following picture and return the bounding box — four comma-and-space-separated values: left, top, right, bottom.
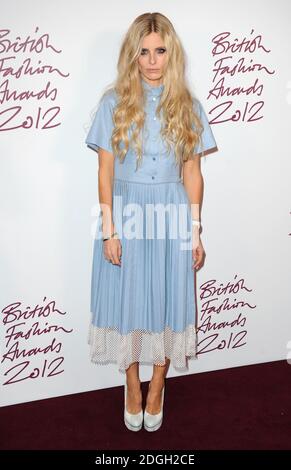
126, 377, 141, 389
149, 376, 165, 389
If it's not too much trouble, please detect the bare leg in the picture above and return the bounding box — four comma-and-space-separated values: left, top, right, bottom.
145, 358, 170, 414
125, 361, 142, 413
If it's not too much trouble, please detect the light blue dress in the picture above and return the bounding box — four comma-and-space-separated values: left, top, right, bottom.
85, 78, 217, 373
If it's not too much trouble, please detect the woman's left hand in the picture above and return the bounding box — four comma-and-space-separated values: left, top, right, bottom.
192, 227, 205, 271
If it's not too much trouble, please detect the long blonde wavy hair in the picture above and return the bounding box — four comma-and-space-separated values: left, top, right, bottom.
106, 12, 204, 170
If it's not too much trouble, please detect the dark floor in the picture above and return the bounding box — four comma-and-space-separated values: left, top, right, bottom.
0, 360, 290, 450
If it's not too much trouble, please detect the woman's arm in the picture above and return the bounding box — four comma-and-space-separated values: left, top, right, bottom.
98, 147, 115, 237
182, 154, 205, 270
182, 154, 203, 223
98, 147, 121, 266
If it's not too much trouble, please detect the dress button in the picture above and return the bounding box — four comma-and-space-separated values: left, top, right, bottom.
152, 97, 156, 101
153, 116, 157, 120
152, 157, 156, 161
152, 176, 155, 179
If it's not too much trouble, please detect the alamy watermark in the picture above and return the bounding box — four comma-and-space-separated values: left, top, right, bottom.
91, 196, 200, 251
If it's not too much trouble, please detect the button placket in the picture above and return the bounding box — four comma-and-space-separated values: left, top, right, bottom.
150, 97, 158, 123
143, 87, 163, 183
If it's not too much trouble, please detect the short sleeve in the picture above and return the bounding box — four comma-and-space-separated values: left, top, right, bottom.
193, 100, 218, 155
85, 92, 115, 154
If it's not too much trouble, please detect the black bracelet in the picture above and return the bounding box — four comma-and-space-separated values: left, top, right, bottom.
102, 231, 118, 242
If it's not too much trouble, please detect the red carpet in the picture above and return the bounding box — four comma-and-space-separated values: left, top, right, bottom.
1, 360, 290, 450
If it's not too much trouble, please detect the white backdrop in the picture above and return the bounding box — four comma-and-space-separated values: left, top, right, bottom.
1, 0, 291, 407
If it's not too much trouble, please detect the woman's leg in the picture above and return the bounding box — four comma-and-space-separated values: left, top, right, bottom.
125, 362, 142, 413
145, 358, 170, 414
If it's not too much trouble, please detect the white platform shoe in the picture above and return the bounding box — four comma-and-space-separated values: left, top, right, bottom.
144, 383, 165, 432
124, 383, 143, 432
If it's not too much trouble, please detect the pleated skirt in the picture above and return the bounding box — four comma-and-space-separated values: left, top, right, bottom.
88, 178, 198, 373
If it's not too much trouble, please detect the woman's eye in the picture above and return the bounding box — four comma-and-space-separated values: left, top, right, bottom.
140, 48, 166, 55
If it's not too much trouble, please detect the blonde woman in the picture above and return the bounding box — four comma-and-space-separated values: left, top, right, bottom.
85, 12, 218, 432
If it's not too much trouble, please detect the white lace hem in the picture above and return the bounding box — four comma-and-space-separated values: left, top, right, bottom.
87, 320, 198, 373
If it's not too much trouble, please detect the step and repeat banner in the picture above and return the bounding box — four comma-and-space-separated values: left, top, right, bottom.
1, 0, 291, 407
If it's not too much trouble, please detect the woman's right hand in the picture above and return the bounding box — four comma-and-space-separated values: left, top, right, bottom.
103, 238, 122, 266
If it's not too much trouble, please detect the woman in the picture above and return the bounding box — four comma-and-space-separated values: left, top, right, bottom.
85, 12, 218, 432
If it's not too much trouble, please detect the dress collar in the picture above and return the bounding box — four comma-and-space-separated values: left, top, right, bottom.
141, 77, 164, 97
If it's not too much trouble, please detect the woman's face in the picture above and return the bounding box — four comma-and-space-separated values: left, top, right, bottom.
137, 32, 167, 86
